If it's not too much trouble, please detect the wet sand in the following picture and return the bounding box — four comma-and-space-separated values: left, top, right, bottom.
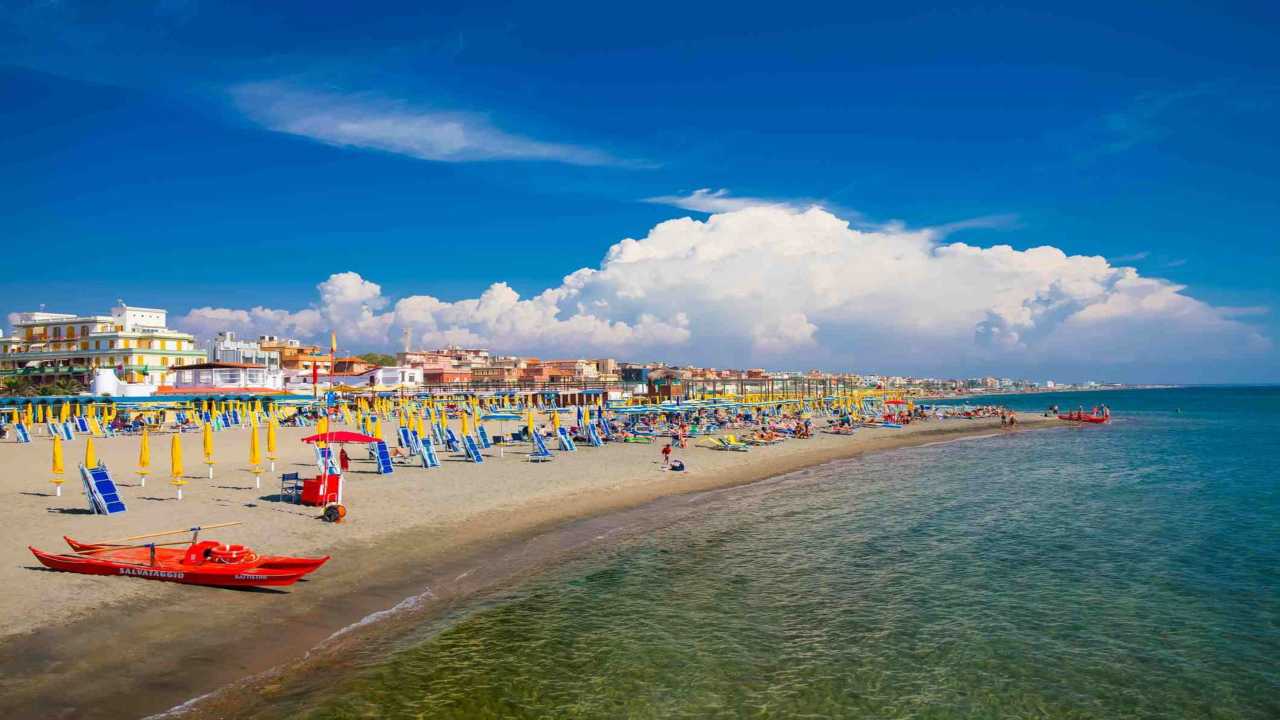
0, 414, 1058, 718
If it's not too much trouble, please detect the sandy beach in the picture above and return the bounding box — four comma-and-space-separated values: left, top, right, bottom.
0, 413, 1058, 718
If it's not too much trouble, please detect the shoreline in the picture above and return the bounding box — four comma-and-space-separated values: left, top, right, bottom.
0, 415, 1061, 719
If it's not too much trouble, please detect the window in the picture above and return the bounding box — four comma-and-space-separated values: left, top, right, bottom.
52, 327, 61, 338
80, 325, 88, 336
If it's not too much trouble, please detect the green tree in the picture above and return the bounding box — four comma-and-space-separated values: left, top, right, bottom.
357, 352, 397, 367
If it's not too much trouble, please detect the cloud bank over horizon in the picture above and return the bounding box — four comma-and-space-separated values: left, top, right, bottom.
178, 206, 1270, 381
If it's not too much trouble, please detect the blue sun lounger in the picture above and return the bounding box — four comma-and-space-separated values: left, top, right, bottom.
372, 440, 394, 474
529, 431, 554, 462
420, 435, 440, 468
586, 423, 603, 447
80, 462, 127, 515
445, 428, 461, 453
14, 422, 31, 443
463, 434, 484, 463
477, 425, 492, 449
557, 427, 577, 451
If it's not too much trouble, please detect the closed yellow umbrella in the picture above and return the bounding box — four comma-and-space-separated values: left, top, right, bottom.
249, 425, 262, 489
51, 435, 65, 497
373, 416, 383, 441
170, 434, 187, 499
552, 407, 561, 433
526, 407, 536, 445
460, 408, 470, 438
202, 421, 214, 479
267, 419, 278, 472
138, 429, 150, 488
84, 436, 97, 469
59, 402, 69, 423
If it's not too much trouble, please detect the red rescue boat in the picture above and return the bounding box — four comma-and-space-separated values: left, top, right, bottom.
1057, 410, 1111, 424
30, 533, 329, 588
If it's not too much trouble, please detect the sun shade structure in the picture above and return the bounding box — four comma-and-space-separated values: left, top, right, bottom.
300, 431, 380, 444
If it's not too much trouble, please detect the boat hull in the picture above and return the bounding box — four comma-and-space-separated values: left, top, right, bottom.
1057, 414, 1109, 424
31, 538, 330, 588
62, 537, 330, 574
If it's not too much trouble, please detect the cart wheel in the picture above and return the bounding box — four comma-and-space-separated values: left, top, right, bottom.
322, 504, 346, 523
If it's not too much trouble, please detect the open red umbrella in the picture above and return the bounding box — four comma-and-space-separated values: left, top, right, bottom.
301, 431, 380, 444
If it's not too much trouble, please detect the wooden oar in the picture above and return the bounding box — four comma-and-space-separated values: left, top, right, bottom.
97, 521, 242, 545
75, 540, 193, 554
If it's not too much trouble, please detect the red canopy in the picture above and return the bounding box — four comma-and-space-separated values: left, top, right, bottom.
885, 399, 907, 405
301, 431, 380, 444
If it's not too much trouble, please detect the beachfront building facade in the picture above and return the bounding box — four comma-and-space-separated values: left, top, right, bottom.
209, 331, 280, 370
164, 361, 285, 394
0, 304, 205, 387
258, 336, 331, 374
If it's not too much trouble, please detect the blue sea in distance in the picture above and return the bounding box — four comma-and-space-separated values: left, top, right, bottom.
253, 387, 1279, 719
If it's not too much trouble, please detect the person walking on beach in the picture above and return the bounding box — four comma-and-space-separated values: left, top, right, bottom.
661, 443, 672, 468
338, 448, 351, 474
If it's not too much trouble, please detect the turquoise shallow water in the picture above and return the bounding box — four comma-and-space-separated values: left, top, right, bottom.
253, 388, 1279, 719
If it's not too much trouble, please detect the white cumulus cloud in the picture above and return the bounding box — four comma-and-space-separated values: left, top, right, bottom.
175, 206, 1270, 379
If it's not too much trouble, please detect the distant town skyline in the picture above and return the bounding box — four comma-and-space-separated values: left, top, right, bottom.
3, 2, 1277, 383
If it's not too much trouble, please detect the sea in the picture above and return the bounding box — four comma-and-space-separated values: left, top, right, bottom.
233, 387, 1279, 719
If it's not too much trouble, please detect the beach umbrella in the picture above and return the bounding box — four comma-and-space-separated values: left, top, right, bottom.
170, 434, 187, 500
249, 425, 262, 488
460, 408, 471, 439
373, 416, 384, 441
84, 436, 97, 469
267, 419, 278, 472
36, 404, 45, 424
202, 421, 214, 478
59, 402, 69, 423
552, 407, 561, 433
138, 429, 150, 488
526, 408, 536, 445
51, 435, 64, 497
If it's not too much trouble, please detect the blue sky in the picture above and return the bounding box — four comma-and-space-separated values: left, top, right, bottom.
2, 1, 1277, 382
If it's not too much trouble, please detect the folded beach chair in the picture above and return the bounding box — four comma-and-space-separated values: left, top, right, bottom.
75, 416, 91, 434
586, 424, 604, 447
477, 426, 492, 449
398, 426, 413, 449
445, 428, 461, 453
15, 422, 31, 443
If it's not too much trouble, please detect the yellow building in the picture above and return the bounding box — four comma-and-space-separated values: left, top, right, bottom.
0, 304, 205, 387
